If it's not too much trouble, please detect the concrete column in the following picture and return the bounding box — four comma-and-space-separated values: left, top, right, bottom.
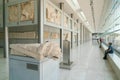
3, 0, 9, 58
37, 0, 44, 43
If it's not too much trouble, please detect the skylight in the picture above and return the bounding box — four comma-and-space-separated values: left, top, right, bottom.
71, 0, 80, 10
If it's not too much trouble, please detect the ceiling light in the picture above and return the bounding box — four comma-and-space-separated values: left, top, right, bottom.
80, 12, 87, 20
71, 0, 80, 10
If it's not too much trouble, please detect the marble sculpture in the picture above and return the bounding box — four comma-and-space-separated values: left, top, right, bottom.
10, 42, 62, 60
20, 0, 34, 21
8, 5, 18, 22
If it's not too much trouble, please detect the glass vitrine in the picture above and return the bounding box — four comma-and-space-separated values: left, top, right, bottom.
43, 26, 60, 44
73, 32, 77, 46
46, 1, 62, 26
63, 30, 71, 42
74, 22, 78, 31
6, 0, 37, 27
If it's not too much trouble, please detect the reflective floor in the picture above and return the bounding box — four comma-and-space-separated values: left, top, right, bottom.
60, 41, 118, 80
0, 40, 118, 80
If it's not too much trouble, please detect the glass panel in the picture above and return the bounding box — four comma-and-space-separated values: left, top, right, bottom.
46, 2, 61, 26
103, 30, 120, 53
73, 32, 77, 46
54, 9, 61, 25
63, 30, 71, 42
64, 16, 69, 28
20, 0, 35, 21
46, 2, 55, 23
44, 26, 60, 43
74, 22, 77, 31
8, 4, 19, 23
8, 26, 38, 44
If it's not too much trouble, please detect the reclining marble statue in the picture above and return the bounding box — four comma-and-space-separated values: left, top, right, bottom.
10, 42, 62, 60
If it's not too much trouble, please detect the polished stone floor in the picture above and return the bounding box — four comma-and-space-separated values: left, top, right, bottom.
59, 41, 118, 80
0, 41, 118, 80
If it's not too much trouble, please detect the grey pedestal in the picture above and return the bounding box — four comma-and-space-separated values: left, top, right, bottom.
9, 55, 59, 80
60, 40, 73, 70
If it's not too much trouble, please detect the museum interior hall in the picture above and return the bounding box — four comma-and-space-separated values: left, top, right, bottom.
0, 0, 120, 80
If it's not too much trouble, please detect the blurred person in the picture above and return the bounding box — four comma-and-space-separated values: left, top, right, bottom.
99, 38, 102, 48
103, 42, 114, 60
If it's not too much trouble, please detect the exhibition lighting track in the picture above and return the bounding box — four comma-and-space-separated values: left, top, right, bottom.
68, 0, 93, 32
90, 0, 96, 32
70, 0, 80, 10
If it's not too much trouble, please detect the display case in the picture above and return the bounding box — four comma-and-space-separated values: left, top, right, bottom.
45, 0, 62, 26
74, 21, 78, 31
8, 26, 38, 44
78, 33, 80, 45
73, 32, 77, 46
6, 0, 38, 27
0, 0, 3, 27
64, 13, 72, 29
78, 23, 80, 32
63, 30, 71, 42
43, 26, 60, 44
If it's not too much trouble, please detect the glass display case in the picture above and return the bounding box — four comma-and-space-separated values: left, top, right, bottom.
0, 0, 3, 27
63, 30, 71, 42
64, 15, 70, 29
43, 26, 60, 43
73, 32, 77, 46
6, 0, 37, 27
78, 34, 80, 44
46, 1, 62, 26
74, 22, 78, 31
8, 26, 38, 44
8, 4, 19, 24
78, 23, 80, 32
20, 0, 35, 22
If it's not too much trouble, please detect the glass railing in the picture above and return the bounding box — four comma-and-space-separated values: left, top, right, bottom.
102, 30, 120, 57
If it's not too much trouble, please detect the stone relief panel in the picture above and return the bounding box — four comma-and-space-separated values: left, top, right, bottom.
46, 2, 61, 25
20, 0, 35, 21
8, 4, 19, 22
64, 16, 69, 28
74, 22, 77, 31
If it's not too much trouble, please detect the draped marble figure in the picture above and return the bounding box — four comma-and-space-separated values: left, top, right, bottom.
10, 42, 62, 60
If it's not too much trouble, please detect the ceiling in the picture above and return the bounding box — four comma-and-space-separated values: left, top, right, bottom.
50, 0, 114, 33
78, 0, 116, 33
78, 0, 104, 32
